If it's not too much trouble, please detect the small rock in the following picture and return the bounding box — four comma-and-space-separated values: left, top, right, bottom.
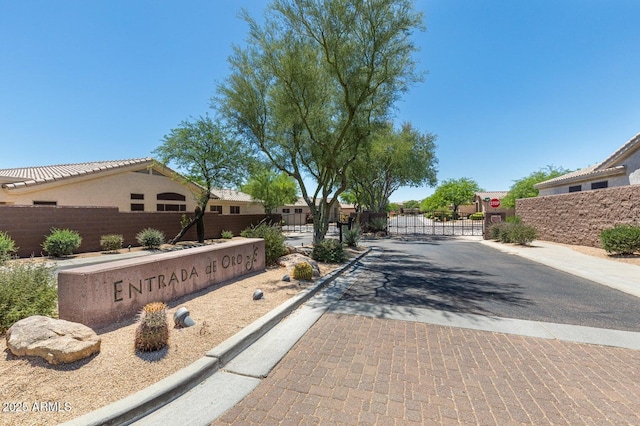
282, 275, 291, 282
253, 289, 264, 300
6, 316, 101, 365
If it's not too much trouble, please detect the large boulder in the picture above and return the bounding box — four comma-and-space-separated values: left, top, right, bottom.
6, 316, 101, 365
278, 253, 320, 277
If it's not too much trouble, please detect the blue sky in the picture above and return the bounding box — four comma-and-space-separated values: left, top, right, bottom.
1, 1, 639, 203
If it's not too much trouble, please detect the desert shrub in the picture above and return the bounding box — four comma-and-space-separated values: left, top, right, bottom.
240, 222, 287, 266
0, 262, 57, 334
489, 222, 537, 245
488, 222, 508, 240
508, 223, 537, 245
368, 217, 388, 233
134, 302, 169, 352
221, 230, 233, 239
599, 224, 640, 255
42, 228, 82, 257
498, 224, 513, 243
343, 225, 361, 247
431, 211, 453, 221
0, 231, 18, 262
100, 234, 123, 252
469, 212, 484, 221
136, 228, 165, 250
292, 262, 314, 280
312, 238, 346, 263
506, 215, 522, 224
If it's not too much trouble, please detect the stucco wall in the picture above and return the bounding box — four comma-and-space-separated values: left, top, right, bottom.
0, 205, 279, 258
516, 185, 640, 247
538, 149, 640, 196
1, 170, 200, 212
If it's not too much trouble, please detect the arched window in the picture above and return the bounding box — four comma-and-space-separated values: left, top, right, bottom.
156, 192, 186, 211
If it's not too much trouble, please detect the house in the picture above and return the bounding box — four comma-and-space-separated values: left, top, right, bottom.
0, 158, 262, 214
535, 132, 640, 196
276, 197, 341, 225
473, 191, 509, 214
209, 188, 263, 215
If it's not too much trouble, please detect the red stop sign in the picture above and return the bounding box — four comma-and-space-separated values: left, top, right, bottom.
489, 198, 500, 208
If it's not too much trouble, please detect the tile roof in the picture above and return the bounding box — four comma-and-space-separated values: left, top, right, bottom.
0, 158, 154, 189
534, 131, 640, 189
475, 191, 508, 199
211, 188, 255, 202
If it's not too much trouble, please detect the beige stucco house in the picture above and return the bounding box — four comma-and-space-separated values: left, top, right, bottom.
0, 158, 262, 214
276, 197, 341, 225
473, 191, 513, 214
535, 132, 640, 196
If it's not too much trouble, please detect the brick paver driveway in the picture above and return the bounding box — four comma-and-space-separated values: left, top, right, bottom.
213, 238, 640, 425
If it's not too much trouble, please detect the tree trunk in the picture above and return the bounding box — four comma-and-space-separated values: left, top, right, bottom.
169, 205, 206, 245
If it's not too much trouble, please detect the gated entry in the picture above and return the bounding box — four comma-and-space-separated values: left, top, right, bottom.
388, 211, 484, 236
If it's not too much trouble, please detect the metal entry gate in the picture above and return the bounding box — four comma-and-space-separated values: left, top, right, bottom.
388, 212, 484, 236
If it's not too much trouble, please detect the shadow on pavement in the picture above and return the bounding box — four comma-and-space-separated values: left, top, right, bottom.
340, 248, 532, 317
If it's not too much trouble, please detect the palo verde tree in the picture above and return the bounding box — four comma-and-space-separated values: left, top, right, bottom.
153, 115, 253, 244
242, 164, 299, 213
502, 165, 570, 208
216, 0, 425, 244
346, 123, 437, 213
425, 177, 483, 219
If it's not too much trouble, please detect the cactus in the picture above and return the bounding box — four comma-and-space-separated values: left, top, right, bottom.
292, 262, 314, 281
135, 302, 169, 352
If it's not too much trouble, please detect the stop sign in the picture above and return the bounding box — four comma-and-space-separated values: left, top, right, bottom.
489, 198, 500, 208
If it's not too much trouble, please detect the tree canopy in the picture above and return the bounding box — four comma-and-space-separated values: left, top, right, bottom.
154, 115, 253, 243
242, 165, 299, 213
422, 177, 483, 217
216, 0, 425, 243
502, 165, 570, 208
346, 122, 437, 213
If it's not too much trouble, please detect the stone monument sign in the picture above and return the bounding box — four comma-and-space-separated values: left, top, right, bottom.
57, 238, 265, 328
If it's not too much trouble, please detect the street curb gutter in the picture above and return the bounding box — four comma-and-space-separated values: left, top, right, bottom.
61, 248, 371, 426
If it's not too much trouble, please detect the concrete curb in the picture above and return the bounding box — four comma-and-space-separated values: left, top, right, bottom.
60, 248, 371, 426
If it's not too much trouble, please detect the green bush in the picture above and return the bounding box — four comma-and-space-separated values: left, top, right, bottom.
0, 231, 18, 262
240, 222, 287, 266
136, 228, 165, 249
599, 224, 640, 255
221, 230, 233, 239
506, 215, 522, 224
312, 238, 346, 263
0, 262, 57, 334
343, 225, 361, 247
368, 217, 388, 233
100, 234, 123, 252
431, 211, 453, 221
489, 222, 537, 245
508, 223, 537, 245
42, 228, 82, 257
488, 223, 507, 240
469, 212, 484, 221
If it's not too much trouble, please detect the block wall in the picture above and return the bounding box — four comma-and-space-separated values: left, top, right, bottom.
0, 205, 279, 258
516, 185, 640, 247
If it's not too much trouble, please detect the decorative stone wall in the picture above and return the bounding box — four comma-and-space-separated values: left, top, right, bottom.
57, 239, 265, 328
516, 185, 640, 247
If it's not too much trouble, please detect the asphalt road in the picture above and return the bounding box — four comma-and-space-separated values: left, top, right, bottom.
340, 236, 640, 332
